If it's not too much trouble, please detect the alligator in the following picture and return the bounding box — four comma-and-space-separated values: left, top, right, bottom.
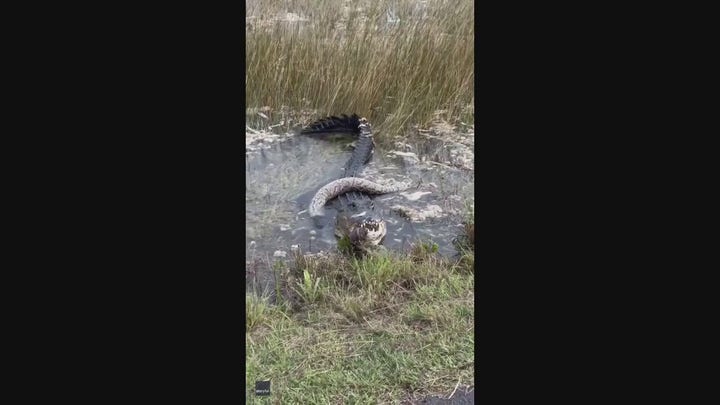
300, 114, 411, 250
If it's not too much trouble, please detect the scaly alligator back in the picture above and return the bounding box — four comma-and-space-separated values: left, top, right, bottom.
344, 121, 375, 177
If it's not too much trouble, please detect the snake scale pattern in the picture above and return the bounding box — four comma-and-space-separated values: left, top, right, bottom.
308, 177, 411, 218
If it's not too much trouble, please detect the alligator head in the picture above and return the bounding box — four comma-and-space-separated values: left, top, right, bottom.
348, 216, 387, 246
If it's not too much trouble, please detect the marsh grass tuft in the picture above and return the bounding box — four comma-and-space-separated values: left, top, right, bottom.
294, 269, 324, 304
246, 293, 270, 331
246, 0, 474, 139
409, 239, 440, 263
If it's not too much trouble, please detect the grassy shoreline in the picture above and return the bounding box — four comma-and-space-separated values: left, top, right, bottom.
246, 235, 474, 403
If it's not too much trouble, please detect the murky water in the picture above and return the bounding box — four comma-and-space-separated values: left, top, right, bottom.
246, 129, 474, 294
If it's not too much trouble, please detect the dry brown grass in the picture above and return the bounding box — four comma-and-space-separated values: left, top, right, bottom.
246, 0, 474, 139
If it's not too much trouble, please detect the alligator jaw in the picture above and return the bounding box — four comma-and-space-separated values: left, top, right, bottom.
355, 218, 387, 246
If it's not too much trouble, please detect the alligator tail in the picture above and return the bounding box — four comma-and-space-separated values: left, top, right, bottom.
344, 134, 374, 177
300, 114, 362, 135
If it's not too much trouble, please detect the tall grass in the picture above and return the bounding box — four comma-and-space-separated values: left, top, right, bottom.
246, 0, 474, 139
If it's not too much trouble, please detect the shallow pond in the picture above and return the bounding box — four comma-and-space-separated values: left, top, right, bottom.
246, 127, 474, 294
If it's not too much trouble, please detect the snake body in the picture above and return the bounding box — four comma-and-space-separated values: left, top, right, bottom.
308, 177, 411, 218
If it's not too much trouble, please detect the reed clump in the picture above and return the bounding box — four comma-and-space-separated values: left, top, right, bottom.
246, 0, 474, 140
